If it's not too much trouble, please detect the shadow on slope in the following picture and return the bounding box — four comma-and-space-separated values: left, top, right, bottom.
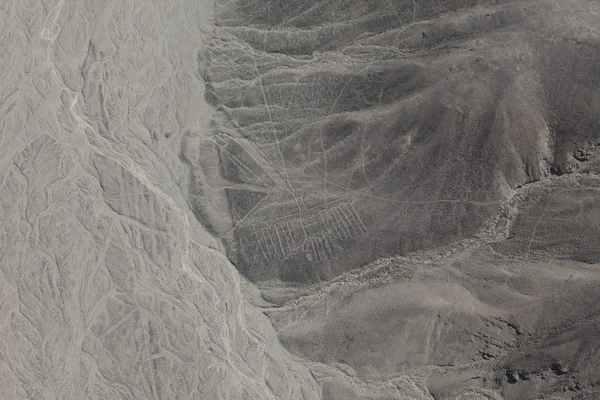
188, 0, 600, 285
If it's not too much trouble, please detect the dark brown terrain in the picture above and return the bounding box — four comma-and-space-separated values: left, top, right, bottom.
181, 0, 600, 398
188, 0, 600, 286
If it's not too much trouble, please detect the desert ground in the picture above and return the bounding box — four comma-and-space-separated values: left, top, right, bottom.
1, 0, 600, 399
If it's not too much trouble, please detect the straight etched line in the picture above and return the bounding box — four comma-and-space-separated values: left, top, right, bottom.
313, 236, 330, 261
324, 208, 344, 240
338, 206, 356, 238
337, 203, 362, 237
344, 202, 367, 233
331, 207, 351, 239
253, 226, 270, 261
280, 222, 296, 256
274, 223, 288, 259
250, 53, 294, 194
317, 209, 330, 230
336, 205, 359, 238
312, 238, 322, 262
265, 227, 281, 260
285, 221, 299, 255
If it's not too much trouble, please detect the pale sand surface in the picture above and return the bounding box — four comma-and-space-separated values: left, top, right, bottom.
0, 0, 318, 399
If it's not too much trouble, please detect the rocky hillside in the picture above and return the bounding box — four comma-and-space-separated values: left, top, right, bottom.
192, 0, 600, 285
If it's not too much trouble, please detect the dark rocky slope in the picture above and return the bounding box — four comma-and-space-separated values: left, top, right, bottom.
187, 0, 600, 284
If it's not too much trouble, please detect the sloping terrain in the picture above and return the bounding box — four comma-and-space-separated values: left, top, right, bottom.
191, 0, 600, 398
493, 175, 600, 263
191, 0, 600, 285
267, 174, 600, 399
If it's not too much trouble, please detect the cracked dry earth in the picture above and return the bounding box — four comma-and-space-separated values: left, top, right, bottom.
1, 0, 600, 399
